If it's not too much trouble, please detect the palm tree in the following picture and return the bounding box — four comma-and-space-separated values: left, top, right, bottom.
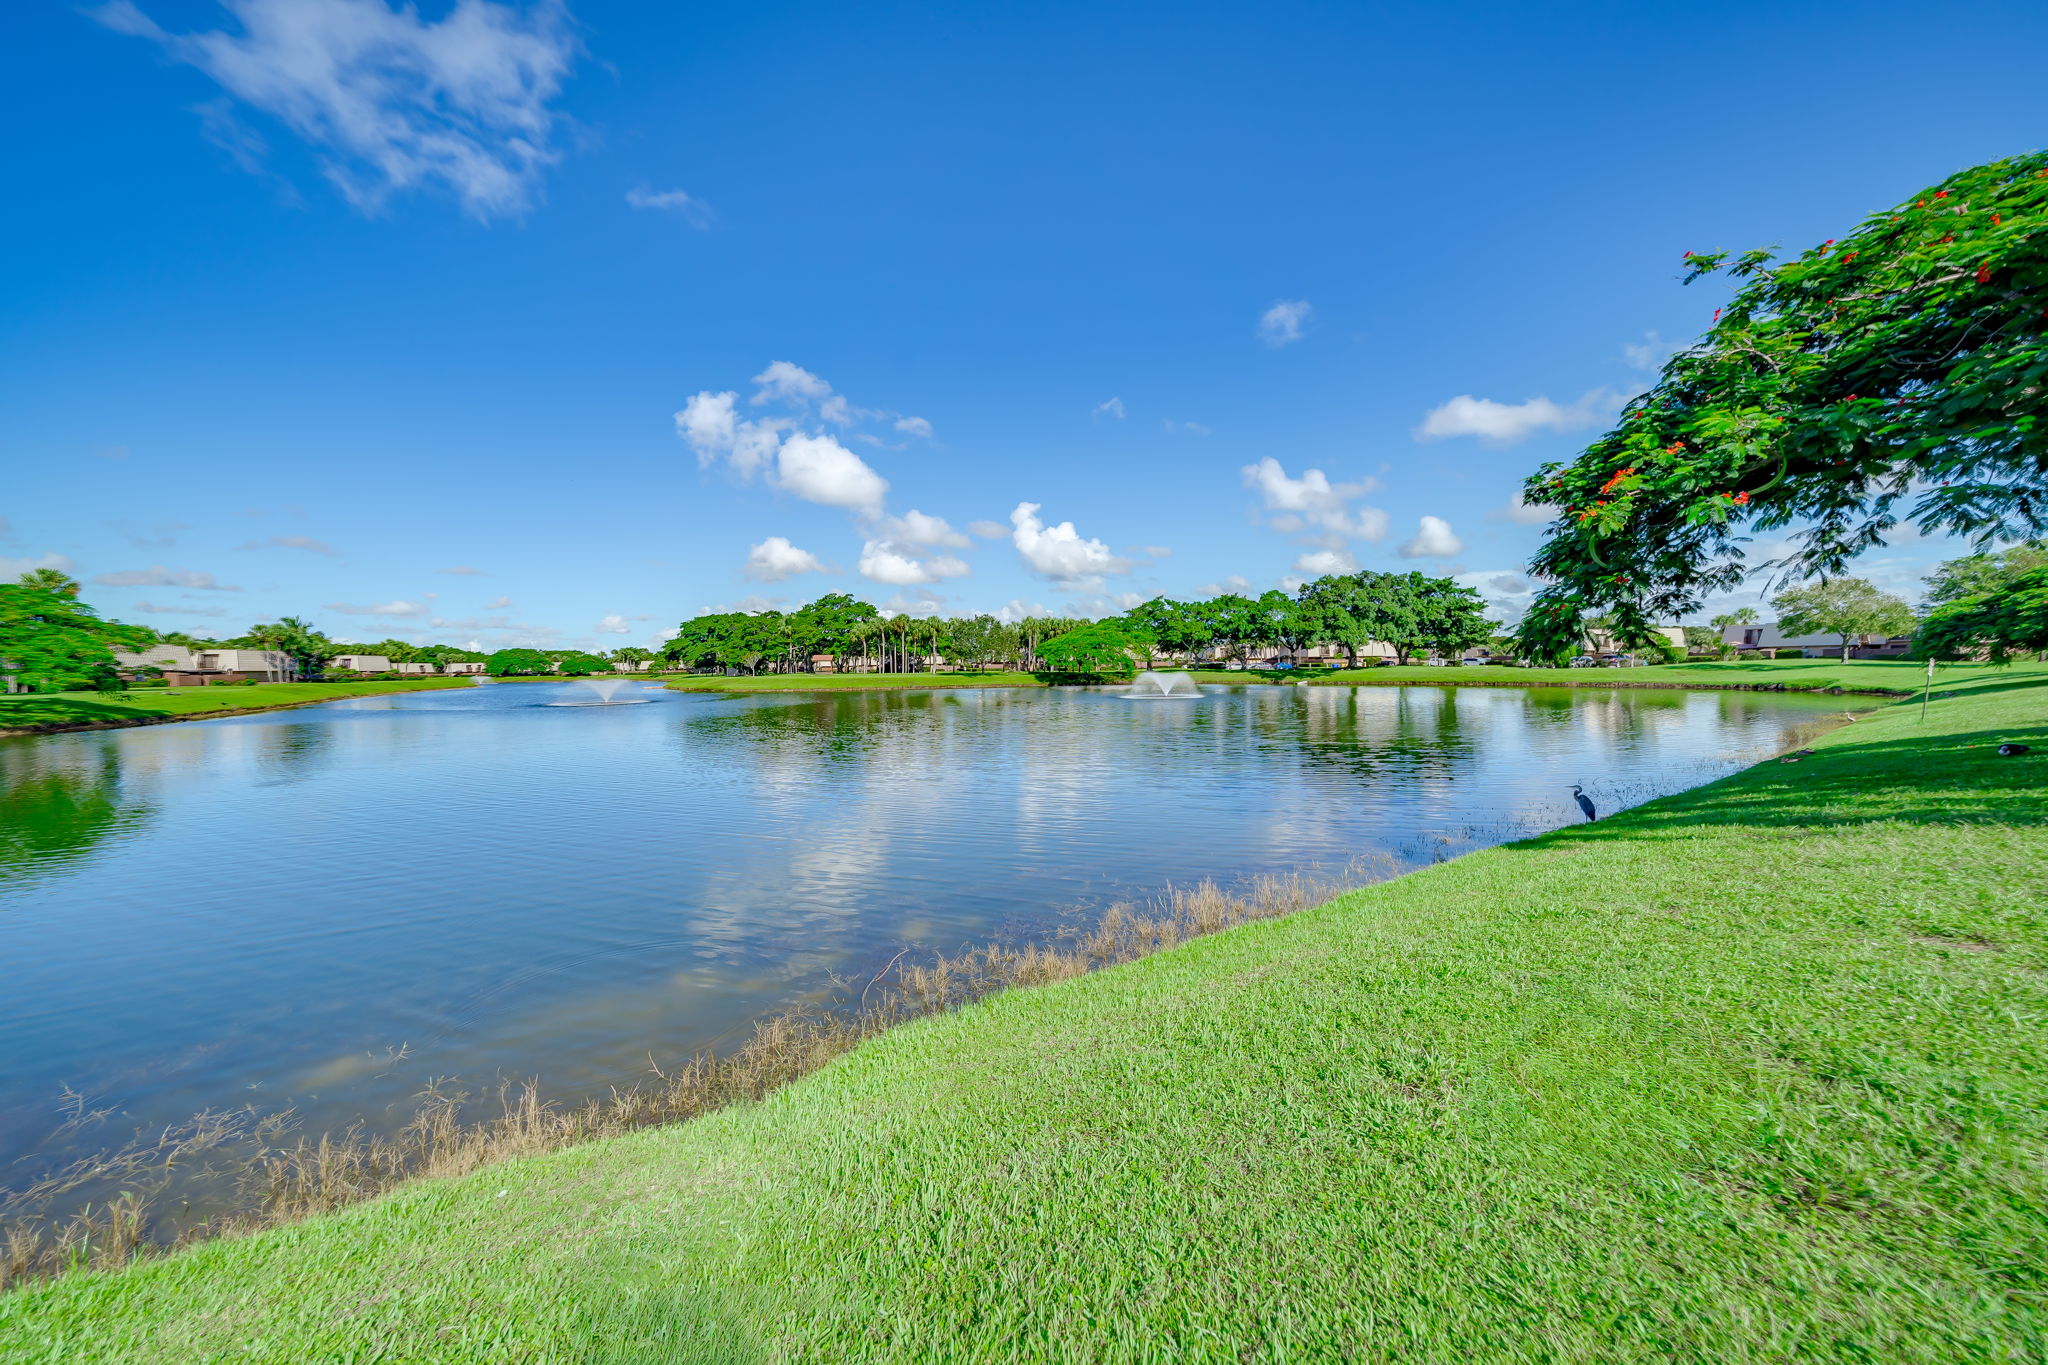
247, 616, 334, 682
16, 568, 80, 598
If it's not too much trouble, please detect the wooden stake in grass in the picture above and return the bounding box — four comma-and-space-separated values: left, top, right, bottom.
1922, 657, 1935, 723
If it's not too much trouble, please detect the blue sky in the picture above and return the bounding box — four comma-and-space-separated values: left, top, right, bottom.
5, 0, 2045, 652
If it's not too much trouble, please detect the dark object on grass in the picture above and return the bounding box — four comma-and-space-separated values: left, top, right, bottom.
1571, 784, 1597, 822
1998, 743, 2031, 757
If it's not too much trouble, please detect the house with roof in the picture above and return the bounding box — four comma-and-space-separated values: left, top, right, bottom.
114, 645, 295, 685
329, 655, 394, 673
1721, 623, 1914, 659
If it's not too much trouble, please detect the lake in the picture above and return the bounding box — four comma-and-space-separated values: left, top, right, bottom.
0, 679, 1849, 1222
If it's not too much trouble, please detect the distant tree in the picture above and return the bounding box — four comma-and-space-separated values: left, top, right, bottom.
1709, 608, 1759, 629
609, 646, 656, 670
1255, 589, 1315, 664
1517, 153, 2048, 662
486, 647, 552, 676
554, 651, 612, 676
0, 581, 148, 692
1915, 563, 2048, 663
1120, 598, 1214, 668
788, 593, 878, 671
1037, 622, 1142, 677
1188, 594, 1265, 667
1771, 577, 1916, 661
1682, 626, 1720, 650
943, 615, 1005, 671
246, 617, 334, 681
1922, 539, 2048, 608
1295, 574, 1390, 668
1376, 573, 1490, 665
15, 568, 81, 598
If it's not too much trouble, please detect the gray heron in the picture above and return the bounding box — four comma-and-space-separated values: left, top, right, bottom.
1571, 784, 1597, 822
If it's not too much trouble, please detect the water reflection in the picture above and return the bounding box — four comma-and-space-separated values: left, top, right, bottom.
0, 741, 151, 889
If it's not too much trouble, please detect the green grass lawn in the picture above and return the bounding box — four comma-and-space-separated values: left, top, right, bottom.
0, 678, 475, 734
4, 673, 2045, 1362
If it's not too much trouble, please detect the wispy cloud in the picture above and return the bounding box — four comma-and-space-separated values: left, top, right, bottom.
434, 565, 484, 575
1415, 389, 1622, 445
1241, 457, 1386, 542
1092, 396, 1126, 421
1257, 299, 1313, 348
93, 565, 242, 590
625, 184, 714, 228
237, 534, 339, 556
89, 0, 580, 220
131, 599, 230, 617
325, 599, 427, 616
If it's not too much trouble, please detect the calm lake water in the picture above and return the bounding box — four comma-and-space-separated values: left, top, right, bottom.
0, 679, 1848, 1214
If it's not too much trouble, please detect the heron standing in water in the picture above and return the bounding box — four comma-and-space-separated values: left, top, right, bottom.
1571, 784, 1597, 822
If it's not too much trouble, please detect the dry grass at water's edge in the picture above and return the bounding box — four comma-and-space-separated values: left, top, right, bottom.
0, 871, 1359, 1292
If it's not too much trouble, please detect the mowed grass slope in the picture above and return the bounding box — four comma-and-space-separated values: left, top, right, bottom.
0, 678, 474, 733
4, 676, 2045, 1363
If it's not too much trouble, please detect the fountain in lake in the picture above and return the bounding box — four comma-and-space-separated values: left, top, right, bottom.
545, 677, 652, 706
1124, 670, 1202, 699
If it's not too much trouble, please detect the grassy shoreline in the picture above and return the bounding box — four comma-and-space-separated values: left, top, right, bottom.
3, 672, 2042, 1359
658, 659, 2044, 698
0, 678, 478, 738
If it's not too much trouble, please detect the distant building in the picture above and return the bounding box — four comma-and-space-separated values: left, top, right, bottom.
441, 661, 487, 675
114, 645, 294, 685
329, 655, 394, 673
393, 661, 439, 675
1721, 623, 1914, 659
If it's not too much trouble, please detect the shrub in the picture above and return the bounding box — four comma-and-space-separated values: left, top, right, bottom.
1774, 648, 1806, 660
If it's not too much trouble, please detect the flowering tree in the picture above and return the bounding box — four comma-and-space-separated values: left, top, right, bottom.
1518, 153, 2048, 662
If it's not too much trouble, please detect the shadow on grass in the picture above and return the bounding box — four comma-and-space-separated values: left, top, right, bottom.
0, 698, 161, 733
1528, 718, 2048, 846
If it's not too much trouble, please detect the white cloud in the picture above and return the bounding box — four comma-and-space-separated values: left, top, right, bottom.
1493, 491, 1559, 526
1093, 397, 1126, 421
751, 361, 832, 406
92, 565, 242, 590
1163, 419, 1212, 436
878, 590, 947, 618
967, 520, 1010, 540
594, 614, 632, 635
1140, 545, 1172, 558
326, 599, 428, 617
894, 416, 932, 438
1257, 299, 1313, 347
483, 596, 512, 609
434, 565, 484, 575
819, 395, 854, 426
871, 509, 969, 550
743, 536, 831, 583
1398, 516, 1464, 559
1292, 548, 1357, 576
625, 184, 713, 228
91, 0, 579, 221
1010, 502, 1130, 587
237, 534, 339, 556
774, 433, 888, 512
676, 389, 786, 477
857, 542, 970, 586
1415, 389, 1622, 445
1240, 457, 1387, 541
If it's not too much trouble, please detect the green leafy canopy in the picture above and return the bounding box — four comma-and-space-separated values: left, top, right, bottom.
1520, 152, 2048, 661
